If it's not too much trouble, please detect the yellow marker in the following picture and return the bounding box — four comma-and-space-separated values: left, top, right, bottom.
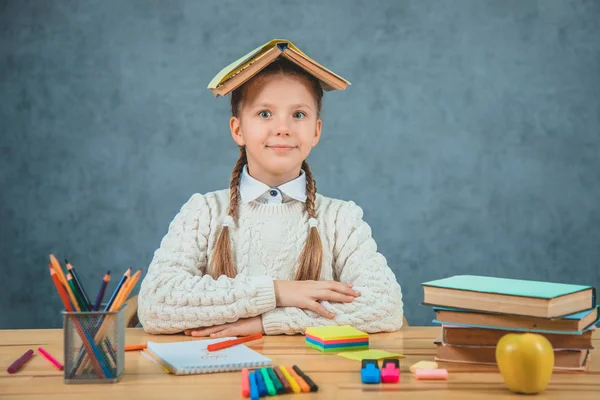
280, 366, 301, 393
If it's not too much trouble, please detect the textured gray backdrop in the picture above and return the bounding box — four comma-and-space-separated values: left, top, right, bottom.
1, 0, 599, 329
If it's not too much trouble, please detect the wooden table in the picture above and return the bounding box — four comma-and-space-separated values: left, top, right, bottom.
1, 327, 598, 399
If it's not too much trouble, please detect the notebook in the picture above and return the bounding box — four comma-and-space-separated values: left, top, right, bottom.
145, 338, 272, 375
422, 275, 596, 318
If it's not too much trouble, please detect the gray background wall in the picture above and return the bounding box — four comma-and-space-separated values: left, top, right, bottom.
1, 0, 599, 329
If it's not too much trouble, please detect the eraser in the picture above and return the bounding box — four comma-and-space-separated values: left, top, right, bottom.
381, 358, 400, 383
361, 359, 380, 384
415, 369, 448, 380
410, 360, 438, 374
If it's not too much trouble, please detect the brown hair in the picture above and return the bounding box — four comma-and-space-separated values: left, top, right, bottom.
210, 57, 324, 281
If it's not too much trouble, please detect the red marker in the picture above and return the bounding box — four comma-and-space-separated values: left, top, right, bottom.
7, 349, 34, 374
207, 333, 263, 352
241, 368, 250, 397
38, 347, 63, 371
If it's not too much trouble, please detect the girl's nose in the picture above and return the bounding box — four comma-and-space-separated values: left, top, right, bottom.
274, 117, 291, 136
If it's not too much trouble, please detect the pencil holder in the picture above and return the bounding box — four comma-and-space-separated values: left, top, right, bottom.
62, 308, 125, 383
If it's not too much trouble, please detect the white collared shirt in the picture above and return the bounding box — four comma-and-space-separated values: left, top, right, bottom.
239, 165, 307, 204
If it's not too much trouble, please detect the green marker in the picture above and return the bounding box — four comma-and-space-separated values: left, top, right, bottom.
260, 368, 276, 396
267, 367, 284, 394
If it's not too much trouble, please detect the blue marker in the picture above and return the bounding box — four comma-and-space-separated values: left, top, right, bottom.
361, 359, 381, 384
255, 366, 268, 397
249, 371, 259, 400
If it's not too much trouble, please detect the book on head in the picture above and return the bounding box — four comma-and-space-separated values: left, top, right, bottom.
207, 39, 351, 97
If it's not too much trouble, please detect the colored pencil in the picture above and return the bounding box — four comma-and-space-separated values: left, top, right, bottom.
66, 259, 92, 309
207, 333, 263, 352
67, 273, 89, 312
48, 254, 67, 287
104, 268, 130, 312
93, 271, 111, 311
38, 347, 63, 371
113, 269, 141, 310
7, 349, 34, 374
49, 256, 80, 312
48, 267, 105, 378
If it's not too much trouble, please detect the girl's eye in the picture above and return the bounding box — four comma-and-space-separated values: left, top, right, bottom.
293, 111, 306, 119
258, 110, 271, 118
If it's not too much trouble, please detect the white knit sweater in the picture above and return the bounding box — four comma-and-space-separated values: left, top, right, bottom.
138, 189, 404, 335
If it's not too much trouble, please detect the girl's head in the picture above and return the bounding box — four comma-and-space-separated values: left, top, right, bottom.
229, 58, 323, 184
210, 57, 324, 281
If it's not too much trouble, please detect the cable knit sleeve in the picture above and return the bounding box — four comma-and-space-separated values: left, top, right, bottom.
138, 193, 276, 334
261, 201, 404, 335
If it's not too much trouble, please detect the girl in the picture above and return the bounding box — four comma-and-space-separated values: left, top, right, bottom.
138, 49, 404, 337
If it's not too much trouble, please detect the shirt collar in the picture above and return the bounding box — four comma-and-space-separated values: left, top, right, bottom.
240, 165, 307, 203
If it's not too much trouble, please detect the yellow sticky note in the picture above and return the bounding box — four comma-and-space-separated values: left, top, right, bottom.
337, 349, 404, 361
306, 325, 368, 340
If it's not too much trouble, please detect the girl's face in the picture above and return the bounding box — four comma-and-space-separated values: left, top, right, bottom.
230, 75, 322, 186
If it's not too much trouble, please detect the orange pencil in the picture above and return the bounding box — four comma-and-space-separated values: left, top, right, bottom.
49, 258, 80, 312
49, 254, 68, 287
207, 334, 263, 352
125, 344, 147, 351
112, 269, 141, 310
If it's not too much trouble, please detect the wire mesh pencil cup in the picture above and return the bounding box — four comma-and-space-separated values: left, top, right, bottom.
62, 308, 125, 383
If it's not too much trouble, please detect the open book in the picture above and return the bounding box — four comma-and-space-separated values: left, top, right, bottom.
144, 338, 272, 375
207, 39, 351, 97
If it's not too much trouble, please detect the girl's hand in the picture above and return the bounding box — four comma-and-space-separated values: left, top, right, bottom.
183, 316, 264, 338
273, 280, 360, 319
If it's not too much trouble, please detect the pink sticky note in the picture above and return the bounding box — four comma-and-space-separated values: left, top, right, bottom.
415, 369, 448, 380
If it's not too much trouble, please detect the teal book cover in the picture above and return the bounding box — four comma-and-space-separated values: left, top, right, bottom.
422, 275, 595, 300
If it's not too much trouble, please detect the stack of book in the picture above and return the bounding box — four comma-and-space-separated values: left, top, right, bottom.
422, 275, 598, 371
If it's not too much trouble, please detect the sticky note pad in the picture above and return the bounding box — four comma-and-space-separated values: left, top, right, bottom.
306, 325, 369, 340
306, 325, 369, 353
338, 349, 404, 361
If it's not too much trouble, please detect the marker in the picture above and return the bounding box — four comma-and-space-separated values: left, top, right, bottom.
241, 368, 250, 398
7, 350, 34, 374
249, 371, 259, 400
207, 333, 263, 352
381, 358, 400, 383
292, 365, 318, 392
38, 347, 63, 371
361, 359, 381, 384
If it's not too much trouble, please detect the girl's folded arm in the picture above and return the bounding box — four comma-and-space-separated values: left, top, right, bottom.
138, 193, 276, 334
261, 201, 404, 335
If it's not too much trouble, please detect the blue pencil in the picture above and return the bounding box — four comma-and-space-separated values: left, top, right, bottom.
93, 271, 111, 311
